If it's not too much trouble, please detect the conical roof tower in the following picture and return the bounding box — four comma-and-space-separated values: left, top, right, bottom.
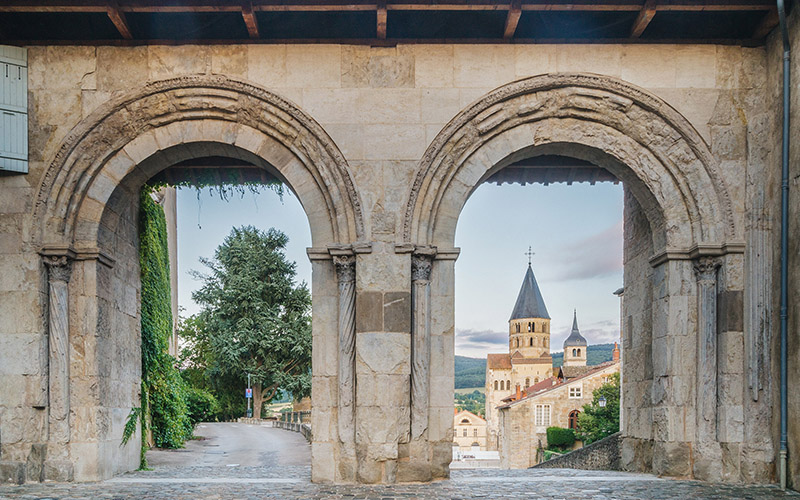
509, 263, 550, 321
508, 261, 552, 359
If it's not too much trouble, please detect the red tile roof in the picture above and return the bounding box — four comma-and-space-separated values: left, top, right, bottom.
487, 353, 512, 370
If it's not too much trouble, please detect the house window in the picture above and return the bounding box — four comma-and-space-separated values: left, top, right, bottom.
463, 429, 467, 437
525, 377, 530, 388
569, 385, 582, 399
534, 404, 551, 427
473, 428, 478, 437
534, 377, 539, 384
461, 418, 470, 424
568, 410, 580, 429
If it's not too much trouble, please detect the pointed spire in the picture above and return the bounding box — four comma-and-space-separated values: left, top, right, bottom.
563, 309, 588, 348
509, 262, 550, 320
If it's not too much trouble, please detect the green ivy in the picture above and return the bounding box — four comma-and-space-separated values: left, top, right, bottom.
123, 189, 192, 468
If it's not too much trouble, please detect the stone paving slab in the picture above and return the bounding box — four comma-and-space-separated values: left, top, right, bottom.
1, 467, 798, 500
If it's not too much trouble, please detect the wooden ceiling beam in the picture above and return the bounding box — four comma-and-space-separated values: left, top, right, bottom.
630, 0, 656, 38
752, 8, 778, 39
0, 0, 775, 14
242, 1, 260, 38
377, 0, 387, 39
106, 0, 133, 39
503, 0, 522, 39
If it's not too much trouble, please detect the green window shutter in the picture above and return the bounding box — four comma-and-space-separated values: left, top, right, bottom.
0, 45, 27, 174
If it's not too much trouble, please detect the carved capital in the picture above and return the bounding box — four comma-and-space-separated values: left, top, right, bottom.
693, 256, 721, 285
333, 255, 355, 284
44, 256, 73, 283
411, 254, 433, 283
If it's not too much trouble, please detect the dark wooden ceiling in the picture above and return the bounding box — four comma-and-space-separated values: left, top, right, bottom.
0, 1, 781, 44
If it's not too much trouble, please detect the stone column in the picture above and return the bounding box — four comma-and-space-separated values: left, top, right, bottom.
410, 251, 434, 442
694, 256, 721, 443
333, 254, 357, 478
42, 255, 74, 481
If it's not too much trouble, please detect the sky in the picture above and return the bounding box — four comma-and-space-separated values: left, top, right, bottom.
175, 180, 624, 360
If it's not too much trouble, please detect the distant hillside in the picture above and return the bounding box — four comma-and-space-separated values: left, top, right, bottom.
551, 343, 616, 368
454, 344, 616, 388
455, 356, 486, 389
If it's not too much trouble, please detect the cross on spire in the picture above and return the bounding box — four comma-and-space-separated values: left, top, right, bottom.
525, 246, 535, 266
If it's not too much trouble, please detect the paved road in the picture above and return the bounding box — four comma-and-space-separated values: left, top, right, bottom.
146, 421, 310, 468
1, 423, 798, 499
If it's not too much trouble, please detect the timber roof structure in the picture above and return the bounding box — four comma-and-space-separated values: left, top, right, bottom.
0, 1, 781, 45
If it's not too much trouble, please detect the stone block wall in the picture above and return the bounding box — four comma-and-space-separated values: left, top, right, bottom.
534, 432, 622, 471
0, 39, 784, 485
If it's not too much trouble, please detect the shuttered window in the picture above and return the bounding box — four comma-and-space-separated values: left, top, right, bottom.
0, 46, 27, 174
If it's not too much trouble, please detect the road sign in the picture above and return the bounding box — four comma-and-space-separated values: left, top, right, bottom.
245, 388, 252, 398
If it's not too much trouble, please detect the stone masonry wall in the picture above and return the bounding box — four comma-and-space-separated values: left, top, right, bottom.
0, 40, 778, 484
534, 432, 622, 471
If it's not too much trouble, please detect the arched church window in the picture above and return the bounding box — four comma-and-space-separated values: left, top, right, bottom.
568, 410, 581, 429
534, 377, 539, 384
494, 380, 498, 390
525, 377, 530, 387
516, 324, 520, 333
461, 419, 470, 424
578, 348, 582, 357
572, 348, 577, 356
516, 338, 520, 348
527, 323, 531, 332
529, 337, 533, 347
506, 380, 510, 390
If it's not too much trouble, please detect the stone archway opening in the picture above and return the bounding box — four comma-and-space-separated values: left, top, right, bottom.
405, 74, 752, 482
30, 77, 364, 482
453, 152, 624, 466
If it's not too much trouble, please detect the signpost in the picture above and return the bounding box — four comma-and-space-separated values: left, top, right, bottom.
246, 373, 253, 418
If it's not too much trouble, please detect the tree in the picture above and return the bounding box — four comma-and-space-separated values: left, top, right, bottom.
190, 226, 311, 417
576, 372, 620, 445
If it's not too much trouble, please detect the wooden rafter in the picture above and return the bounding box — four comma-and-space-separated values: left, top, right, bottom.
0, 0, 777, 13
630, 0, 656, 38
377, 0, 387, 39
752, 8, 778, 39
106, 0, 133, 39
503, 0, 522, 39
242, 1, 260, 38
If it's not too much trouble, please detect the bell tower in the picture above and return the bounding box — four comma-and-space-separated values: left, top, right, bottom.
563, 310, 588, 367
508, 248, 551, 359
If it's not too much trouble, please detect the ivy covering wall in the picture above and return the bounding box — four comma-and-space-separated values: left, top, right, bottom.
138, 188, 192, 453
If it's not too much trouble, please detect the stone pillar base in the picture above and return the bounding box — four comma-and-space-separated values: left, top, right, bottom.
43, 460, 74, 482
0, 461, 25, 485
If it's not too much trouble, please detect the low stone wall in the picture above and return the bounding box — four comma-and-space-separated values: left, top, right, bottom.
533, 433, 621, 471
236, 417, 272, 425
274, 421, 312, 443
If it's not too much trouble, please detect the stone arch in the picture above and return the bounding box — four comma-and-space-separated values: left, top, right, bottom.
34, 75, 364, 252
403, 73, 738, 252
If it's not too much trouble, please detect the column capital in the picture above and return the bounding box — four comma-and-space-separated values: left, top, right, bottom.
693, 256, 721, 284
333, 255, 355, 284
43, 255, 73, 283
411, 253, 434, 283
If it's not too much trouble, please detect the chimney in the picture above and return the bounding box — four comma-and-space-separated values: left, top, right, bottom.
515, 384, 521, 401
613, 342, 620, 362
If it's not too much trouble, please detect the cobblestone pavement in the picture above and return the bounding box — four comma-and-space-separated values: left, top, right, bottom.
1, 425, 797, 499
1, 466, 798, 499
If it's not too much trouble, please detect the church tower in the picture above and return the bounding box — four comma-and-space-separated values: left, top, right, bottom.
508, 262, 551, 359
563, 310, 588, 367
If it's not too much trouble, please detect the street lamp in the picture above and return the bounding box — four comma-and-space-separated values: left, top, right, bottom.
598, 396, 607, 408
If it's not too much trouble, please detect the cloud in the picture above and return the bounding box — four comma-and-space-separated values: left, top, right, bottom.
550, 220, 623, 281
455, 328, 508, 350
553, 319, 620, 346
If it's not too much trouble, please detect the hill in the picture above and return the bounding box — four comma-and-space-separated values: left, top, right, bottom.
454, 344, 617, 388
454, 355, 486, 389
551, 343, 616, 367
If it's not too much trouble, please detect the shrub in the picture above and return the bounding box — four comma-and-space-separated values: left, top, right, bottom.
546, 426, 576, 449
185, 386, 220, 425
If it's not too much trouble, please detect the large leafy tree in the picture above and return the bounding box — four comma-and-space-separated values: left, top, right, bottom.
191, 226, 311, 417
576, 372, 620, 445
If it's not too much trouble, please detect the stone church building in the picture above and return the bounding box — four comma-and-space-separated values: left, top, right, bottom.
1, 0, 800, 489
